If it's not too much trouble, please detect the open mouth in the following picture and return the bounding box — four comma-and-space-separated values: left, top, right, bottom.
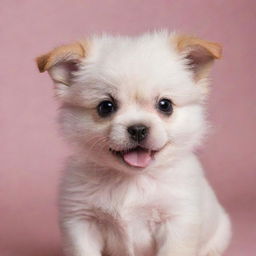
109, 146, 156, 168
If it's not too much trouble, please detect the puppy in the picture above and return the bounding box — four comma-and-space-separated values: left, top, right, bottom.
37, 31, 231, 256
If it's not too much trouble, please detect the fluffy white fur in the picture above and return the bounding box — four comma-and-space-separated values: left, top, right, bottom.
38, 31, 231, 256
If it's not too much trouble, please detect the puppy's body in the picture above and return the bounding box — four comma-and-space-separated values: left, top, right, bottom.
37, 31, 231, 256
60, 154, 230, 256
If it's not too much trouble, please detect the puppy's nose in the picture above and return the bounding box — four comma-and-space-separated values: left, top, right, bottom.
127, 124, 148, 142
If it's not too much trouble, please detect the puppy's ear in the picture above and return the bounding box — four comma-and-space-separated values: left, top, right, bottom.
36, 42, 88, 86
173, 35, 222, 80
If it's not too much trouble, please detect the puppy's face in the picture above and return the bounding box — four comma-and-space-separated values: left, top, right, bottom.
37, 32, 221, 173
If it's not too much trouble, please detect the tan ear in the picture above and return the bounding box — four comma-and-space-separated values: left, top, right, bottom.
174, 35, 222, 80
36, 41, 88, 85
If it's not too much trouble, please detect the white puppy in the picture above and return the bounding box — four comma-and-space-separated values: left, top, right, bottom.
37, 31, 231, 256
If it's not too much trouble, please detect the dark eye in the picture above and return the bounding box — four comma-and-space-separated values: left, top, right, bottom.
157, 98, 173, 115
97, 100, 116, 117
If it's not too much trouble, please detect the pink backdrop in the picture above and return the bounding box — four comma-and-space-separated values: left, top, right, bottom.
1, 0, 255, 255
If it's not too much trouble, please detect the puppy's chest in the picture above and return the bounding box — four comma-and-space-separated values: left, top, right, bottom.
80, 176, 173, 255
90, 190, 172, 256
90, 179, 172, 230
96, 201, 171, 229
98, 203, 170, 256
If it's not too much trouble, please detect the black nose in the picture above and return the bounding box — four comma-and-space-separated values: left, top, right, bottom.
127, 124, 148, 142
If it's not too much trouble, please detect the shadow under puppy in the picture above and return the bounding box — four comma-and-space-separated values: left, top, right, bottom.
36, 31, 231, 256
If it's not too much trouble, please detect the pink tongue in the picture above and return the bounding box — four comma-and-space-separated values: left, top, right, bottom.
123, 149, 152, 168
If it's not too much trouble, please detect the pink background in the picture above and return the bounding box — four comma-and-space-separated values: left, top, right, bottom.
1, 0, 255, 255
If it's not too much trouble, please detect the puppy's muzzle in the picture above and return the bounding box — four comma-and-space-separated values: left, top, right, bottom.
127, 124, 149, 142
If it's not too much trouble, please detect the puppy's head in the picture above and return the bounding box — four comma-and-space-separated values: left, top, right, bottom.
37, 31, 221, 173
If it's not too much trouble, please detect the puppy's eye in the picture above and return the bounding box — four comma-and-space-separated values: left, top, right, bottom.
157, 98, 173, 115
97, 100, 116, 117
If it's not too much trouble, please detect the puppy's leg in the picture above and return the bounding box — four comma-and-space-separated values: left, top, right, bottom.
156, 216, 200, 256
200, 211, 232, 256
61, 219, 103, 256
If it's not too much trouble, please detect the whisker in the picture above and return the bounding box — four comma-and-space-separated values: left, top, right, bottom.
87, 136, 108, 155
